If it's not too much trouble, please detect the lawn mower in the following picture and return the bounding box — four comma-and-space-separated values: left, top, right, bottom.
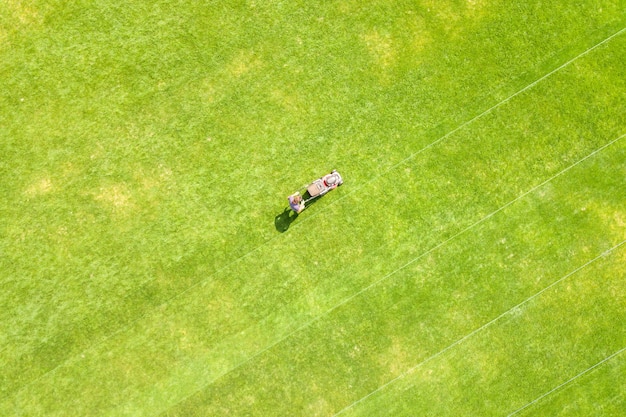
288, 169, 344, 212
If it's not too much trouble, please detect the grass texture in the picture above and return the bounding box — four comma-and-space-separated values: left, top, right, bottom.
1, 0, 624, 415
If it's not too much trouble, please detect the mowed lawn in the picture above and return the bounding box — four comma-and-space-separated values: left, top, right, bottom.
1, 0, 624, 415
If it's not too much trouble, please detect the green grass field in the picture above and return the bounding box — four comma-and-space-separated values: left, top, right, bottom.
1, 0, 625, 415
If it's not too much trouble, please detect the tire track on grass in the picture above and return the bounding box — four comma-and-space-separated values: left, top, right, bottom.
158, 133, 624, 416
6, 27, 624, 406
334, 240, 626, 416
506, 346, 626, 416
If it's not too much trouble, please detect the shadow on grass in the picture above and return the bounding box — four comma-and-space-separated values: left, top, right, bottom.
274, 192, 321, 233
274, 208, 299, 233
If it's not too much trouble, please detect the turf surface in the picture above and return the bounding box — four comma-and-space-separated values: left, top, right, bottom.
1, 0, 624, 415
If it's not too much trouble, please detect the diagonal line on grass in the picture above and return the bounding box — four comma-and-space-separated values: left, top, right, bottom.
333, 240, 626, 416
286, 26, 626, 230
7, 28, 624, 404
81, 25, 618, 333
323, 133, 624, 316
158, 134, 625, 416
506, 346, 626, 417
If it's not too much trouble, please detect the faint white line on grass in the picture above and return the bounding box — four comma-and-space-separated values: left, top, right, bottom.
333, 240, 626, 417
9, 27, 624, 406
50, 24, 623, 349
159, 133, 624, 416
506, 346, 626, 417
149, 22, 624, 356
286, 26, 626, 230
324, 133, 624, 314
138, 26, 626, 412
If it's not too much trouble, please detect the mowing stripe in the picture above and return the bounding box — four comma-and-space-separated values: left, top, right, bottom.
292, 26, 626, 227
333, 240, 626, 416
8, 28, 624, 403
158, 134, 625, 416
322, 133, 624, 316
150, 25, 625, 346
506, 346, 626, 417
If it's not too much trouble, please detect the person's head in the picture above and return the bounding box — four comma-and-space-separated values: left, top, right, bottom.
293, 194, 302, 203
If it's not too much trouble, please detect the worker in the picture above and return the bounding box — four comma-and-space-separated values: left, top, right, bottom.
288, 192, 305, 213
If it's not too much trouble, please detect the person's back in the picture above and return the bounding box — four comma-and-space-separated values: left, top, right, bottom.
288, 193, 305, 213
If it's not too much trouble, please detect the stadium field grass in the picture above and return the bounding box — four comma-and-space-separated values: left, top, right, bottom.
1, 0, 624, 415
